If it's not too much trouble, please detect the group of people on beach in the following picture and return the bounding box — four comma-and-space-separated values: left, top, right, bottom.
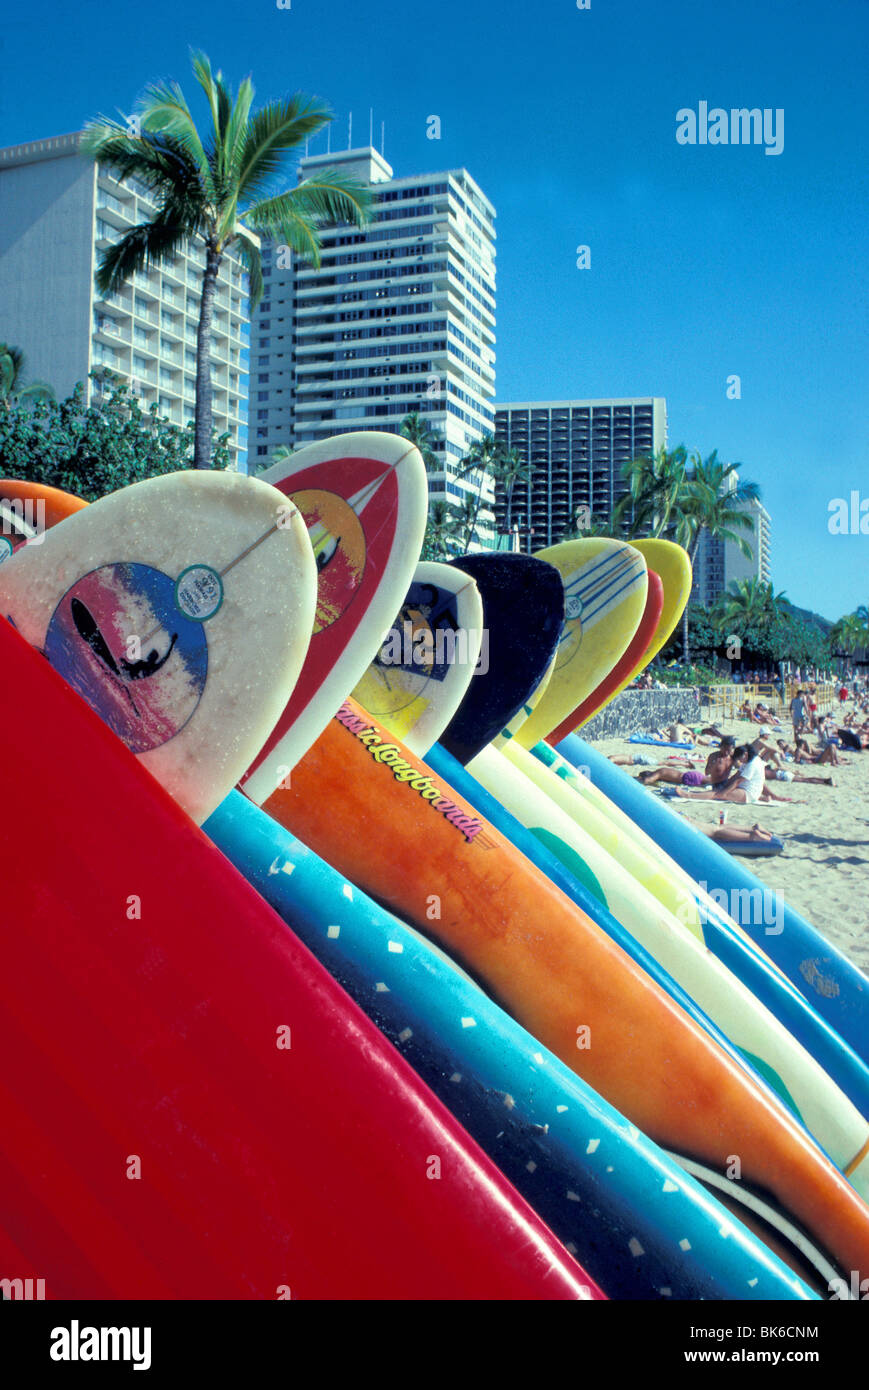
611, 682, 869, 850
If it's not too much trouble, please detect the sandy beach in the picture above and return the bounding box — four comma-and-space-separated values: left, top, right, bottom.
590, 715, 869, 976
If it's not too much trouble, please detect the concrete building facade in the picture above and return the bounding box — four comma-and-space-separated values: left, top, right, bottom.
692, 494, 772, 606
0, 133, 250, 469
248, 147, 497, 538
493, 397, 667, 547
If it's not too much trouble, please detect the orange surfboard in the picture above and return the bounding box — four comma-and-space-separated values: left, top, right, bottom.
259, 697, 869, 1287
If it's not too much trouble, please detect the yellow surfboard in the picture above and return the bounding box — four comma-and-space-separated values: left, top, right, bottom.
515, 538, 648, 749
574, 538, 693, 728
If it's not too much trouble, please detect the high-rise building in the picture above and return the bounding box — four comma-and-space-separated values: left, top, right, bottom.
248, 147, 497, 538
493, 398, 667, 547
0, 133, 250, 470
692, 494, 772, 606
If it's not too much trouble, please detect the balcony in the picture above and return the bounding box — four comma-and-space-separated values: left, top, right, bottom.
93, 316, 130, 344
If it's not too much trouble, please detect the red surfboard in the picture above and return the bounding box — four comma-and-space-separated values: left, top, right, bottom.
547, 569, 665, 744
242, 434, 427, 805
0, 617, 598, 1300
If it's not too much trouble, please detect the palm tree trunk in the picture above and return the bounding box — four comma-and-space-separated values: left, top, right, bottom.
463, 470, 486, 554
194, 244, 221, 470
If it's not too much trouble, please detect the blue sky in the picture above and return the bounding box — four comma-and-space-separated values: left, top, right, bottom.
2, 0, 867, 618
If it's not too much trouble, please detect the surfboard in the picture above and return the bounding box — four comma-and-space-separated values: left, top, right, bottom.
262, 696, 869, 1285
426, 739, 808, 1109
206, 789, 817, 1302
560, 569, 664, 737
0, 616, 597, 1302
492, 653, 557, 751
478, 737, 869, 1202
352, 562, 483, 756
630, 537, 694, 663
557, 733, 869, 1078
440, 553, 564, 764
532, 736, 869, 1123
724, 836, 785, 857
0, 477, 88, 556
0, 471, 317, 826
514, 538, 648, 749
240, 432, 427, 804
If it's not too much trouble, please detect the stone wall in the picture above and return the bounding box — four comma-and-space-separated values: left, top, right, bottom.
579, 687, 701, 742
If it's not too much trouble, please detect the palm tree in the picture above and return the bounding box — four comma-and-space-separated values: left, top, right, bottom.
492, 446, 532, 539
448, 493, 481, 554
0, 343, 55, 405
81, 52, 370, 468
716, 577, 787, 629
455, 433, 501, 554
673, 452, 761, 662
831, 612, 869, 658
399, 411, 444, 474
265, 443, 297, 471
613, 445, 688, 538
422, 499, 455, 560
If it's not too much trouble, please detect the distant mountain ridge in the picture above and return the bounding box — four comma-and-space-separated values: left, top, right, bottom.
780, 599, 833, 633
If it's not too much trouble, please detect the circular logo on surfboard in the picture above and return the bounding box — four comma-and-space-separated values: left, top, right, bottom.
174, 564, 224, 622
44, 562, 209, 753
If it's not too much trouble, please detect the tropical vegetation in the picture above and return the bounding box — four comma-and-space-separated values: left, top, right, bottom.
0, 343, 54, 405
82, 50, 369, 469
0, 373, 230, 499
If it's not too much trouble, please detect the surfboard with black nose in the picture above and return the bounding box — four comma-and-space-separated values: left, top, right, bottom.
352, 561, 483, 756
439, 552, 565, 764
0, 470, 317, 825
241, 433, 427, 804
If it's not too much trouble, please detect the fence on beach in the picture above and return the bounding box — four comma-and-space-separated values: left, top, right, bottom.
700, 683, 839, 725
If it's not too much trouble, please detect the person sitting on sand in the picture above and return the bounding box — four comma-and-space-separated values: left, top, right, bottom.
755, 702, 781, 727
674, 744, 794, 804
638, 747, 733, 790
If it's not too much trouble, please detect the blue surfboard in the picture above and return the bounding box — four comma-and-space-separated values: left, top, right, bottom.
556, 733, 869, 1079
205, 789, 816, 1302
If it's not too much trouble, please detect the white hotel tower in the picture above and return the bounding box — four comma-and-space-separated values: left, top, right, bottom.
0, 133, 250, 470
248, 146, 497, 536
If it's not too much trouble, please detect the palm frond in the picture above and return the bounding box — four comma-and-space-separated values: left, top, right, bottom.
137, 80, 216, 201
81, 122, 207, 208
224, 75, 256, 190
235, 96, 334, 202
93, 215, 188, 294
191, 50, 222, 139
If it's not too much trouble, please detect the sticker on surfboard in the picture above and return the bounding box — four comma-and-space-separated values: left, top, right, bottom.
515, 539, 648, 749
0, 471, 317, 824
353, 562, 483, 755
241, 432, 427, 805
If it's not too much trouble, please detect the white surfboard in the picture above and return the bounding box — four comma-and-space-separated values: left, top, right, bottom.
353, 562, 484, 756
0, 471, 317, 824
